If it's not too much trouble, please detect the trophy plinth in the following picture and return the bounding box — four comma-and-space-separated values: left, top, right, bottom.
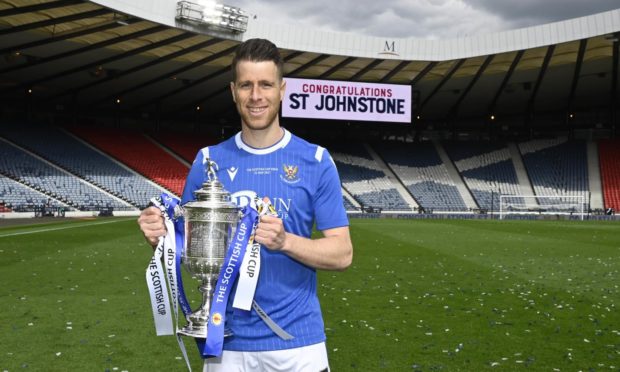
178, 160, 239, 339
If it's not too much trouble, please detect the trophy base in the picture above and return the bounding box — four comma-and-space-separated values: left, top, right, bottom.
177, 324, 233, 339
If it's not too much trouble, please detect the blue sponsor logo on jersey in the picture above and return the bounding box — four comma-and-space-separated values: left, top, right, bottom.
231, 190, 292, 220
231, 190, 257, 208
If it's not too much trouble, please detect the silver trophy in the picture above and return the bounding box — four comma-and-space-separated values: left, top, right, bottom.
177, 159, 239, 338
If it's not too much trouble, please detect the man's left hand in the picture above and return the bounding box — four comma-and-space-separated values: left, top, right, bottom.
254, 215, 287, 251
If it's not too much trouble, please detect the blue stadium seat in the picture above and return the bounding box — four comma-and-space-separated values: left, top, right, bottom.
328, 143, 410, 210
444, 141, 522, 210
0, 123, 166, 209
0, 137, 130, 211
519, 139, 589, 210
375, 142, 468, 211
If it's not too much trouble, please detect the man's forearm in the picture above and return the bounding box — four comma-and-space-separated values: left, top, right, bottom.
281, 227, 353, 271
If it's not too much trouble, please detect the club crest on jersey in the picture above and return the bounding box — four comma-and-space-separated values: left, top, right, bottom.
281, 164, 300, 183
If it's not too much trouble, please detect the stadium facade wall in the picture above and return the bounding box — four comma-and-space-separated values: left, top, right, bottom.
92, 0, 620, 60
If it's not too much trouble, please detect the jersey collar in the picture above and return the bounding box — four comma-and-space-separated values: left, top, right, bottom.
235, 128, 291, 155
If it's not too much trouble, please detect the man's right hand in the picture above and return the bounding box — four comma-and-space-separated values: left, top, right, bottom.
137, 206, 167, 248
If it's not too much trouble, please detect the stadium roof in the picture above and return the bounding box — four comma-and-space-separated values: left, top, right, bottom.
0, 0, 619, 135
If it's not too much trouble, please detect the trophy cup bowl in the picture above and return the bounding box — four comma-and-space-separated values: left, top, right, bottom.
177, 160, 239, 338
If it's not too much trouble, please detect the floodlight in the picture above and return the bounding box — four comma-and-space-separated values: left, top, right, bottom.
176, 1, 248, 33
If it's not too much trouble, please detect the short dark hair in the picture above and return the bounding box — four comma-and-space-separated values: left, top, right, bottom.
231, 38, 283, 82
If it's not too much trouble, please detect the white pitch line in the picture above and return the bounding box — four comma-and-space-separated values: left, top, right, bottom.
0, 218, 132, 238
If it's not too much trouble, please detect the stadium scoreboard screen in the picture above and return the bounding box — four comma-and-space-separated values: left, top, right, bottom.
282, 77, 411, 123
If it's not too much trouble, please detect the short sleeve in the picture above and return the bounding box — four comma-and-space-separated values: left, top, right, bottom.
313, 149, 349, 231
181, 148, 207, 204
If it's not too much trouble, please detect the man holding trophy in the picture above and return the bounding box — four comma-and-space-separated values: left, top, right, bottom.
138, 38, 353, 371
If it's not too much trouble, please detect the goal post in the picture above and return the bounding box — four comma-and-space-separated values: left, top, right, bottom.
499, 194, 588, 220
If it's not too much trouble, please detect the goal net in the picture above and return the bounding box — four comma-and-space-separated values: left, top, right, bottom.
499, 194, 588, 220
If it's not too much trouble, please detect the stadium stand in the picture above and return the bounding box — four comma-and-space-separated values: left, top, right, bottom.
599, 138, 620, 211
342, 196, 357, 211
328, 143, 410, 211
0, 138, 128, 211
0, 174, 66, 212
70, 127, 189, 196
149, 132, 218, 164
0, 123, 167, 209
518, 138, 590, 209
0, 128, 616, 216
444, 141, 522, 211
374, 141, 468, 212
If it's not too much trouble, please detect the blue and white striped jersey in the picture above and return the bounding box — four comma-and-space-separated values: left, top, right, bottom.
181, 128, 349, 351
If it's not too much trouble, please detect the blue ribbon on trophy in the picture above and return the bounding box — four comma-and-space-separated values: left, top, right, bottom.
160, 193, 193, 318
146, 190, 263, 361
146, 156, 294, 366
232, 197, 276, 318
203, 205, 258, 357
146, 159, 268, 370
147, 192, 296, 366
147, 192, 194, 370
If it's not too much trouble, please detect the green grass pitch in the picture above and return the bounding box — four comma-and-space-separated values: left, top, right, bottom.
1, 217, 619, 371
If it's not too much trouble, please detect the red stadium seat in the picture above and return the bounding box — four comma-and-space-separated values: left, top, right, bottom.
599, 139, 620, 210
69, 127, 190, 197
150, 132, 218, 164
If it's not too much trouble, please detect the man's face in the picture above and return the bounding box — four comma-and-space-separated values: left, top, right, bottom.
230, 60, 286, 131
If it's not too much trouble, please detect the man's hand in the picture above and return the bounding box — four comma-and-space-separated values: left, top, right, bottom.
254, 215, 287, 251
253, 197, 353, 271
137, 206, 166, 248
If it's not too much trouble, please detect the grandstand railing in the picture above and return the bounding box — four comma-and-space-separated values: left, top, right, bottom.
499, 194, 587, 220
